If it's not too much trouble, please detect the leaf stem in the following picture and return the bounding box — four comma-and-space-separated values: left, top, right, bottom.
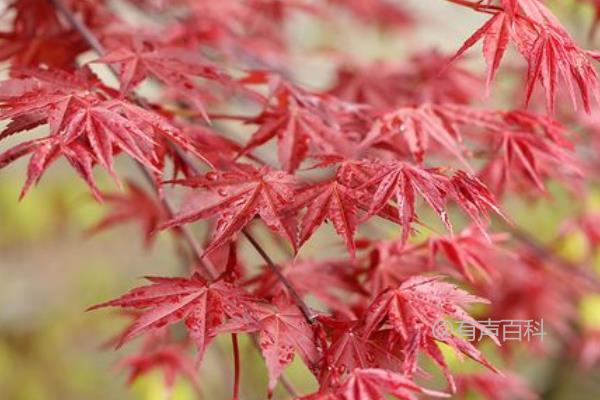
231, 333, 241, 400
136, 164, 219, 279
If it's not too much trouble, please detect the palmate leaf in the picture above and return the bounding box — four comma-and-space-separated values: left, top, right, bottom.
89, 274, 257, 362
316, 317, 406, 386
360, 103, 472, 168
120, 343, 201, 395
328, 50, 481, 107
426, 228, 509, 283
219, 297, 319, 396
362, 275, 500, 392
454, 371, 537, 400
357, 161, 450, 244
161, 164, 299, 256
479, 115, 583, 195
250, 259, 363, 316
87, 181, 166, 247
290, 180, 360, 258
0, 74, 208, 199
239, 77, 352, 172
343, 160, 504, 245
96, 44, 236, 120
447, 11, 510, 97
449, 0, 600, 114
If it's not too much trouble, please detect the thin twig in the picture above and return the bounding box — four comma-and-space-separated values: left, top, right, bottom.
243, 230, 316, 323
48, 0, 106, 54
136, 164, 218, 279
231, 333, 241, 400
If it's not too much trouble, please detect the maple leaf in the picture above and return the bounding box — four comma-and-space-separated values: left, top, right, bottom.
120, 344, 201, 396
355, 160, 451, 244
0, 75, 208, 198
315, 317, 404, 386
329, 50, 481, 108
89, 274, 257, 361
97, 44, 234, 119
327, 159, 504, 246
449, 0, 600, 113
360, 104, 470, 168
0, 136, 102, 200
426, 228, 509, 283
160, 164, 299, 256
454, 371, 537, 400
361, 275, 499, 391
0, 0, 91, 70
476, 247, 582, 342
479, 117, 582, 195
219, 297, 319, 396
87, 181, 166, 247
362, 241, 431, 295
447, 11, 510, 96
338, 368, 448, 400
238, 78, 352, 172
290, 179, 359, 258
448, 170, 506, 230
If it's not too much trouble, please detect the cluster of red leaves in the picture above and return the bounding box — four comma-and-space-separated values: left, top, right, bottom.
1, 0, 600, 399
449, 0, 600, 114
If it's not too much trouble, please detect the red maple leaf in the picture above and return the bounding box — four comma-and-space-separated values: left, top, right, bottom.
356, 160, 451, 244
238, 77, 353, 172
478, 113, 582, 195
89, 273, 257, 361
315, 317, 403, 385
0, 0, 93, 70
350, 160, 503, 243
161, 164, 299, 256
329, 50, 481, 108
360, 104, 470, 168
120, 343, 201, 395
362, 275, 499, 391
454, 371, 536, 400
219, 297, 319, 396
87, 181, 166, 247
426, 228, 509, 283
96, 43, 236, 118
449, 0, 600, 113
290, 179, 360, 258
0, 74, 207, 198
448, 11, 510, 96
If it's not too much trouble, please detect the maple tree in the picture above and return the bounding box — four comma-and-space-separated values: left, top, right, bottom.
1, 0, 600, 399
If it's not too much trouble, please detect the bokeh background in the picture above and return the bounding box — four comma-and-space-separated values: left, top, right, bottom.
1, 1, 600, 399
